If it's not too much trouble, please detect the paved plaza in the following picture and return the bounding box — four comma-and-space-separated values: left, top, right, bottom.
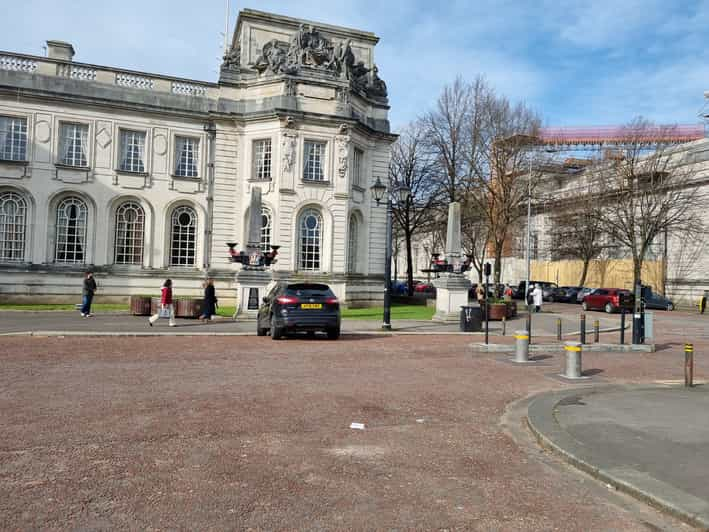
0, 306, 707, 529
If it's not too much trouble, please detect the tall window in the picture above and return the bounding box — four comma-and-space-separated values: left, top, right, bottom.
348, 214, 359, 273
0, 191, 27, 262
352, 148, 364, 187
170, 206, 197, 266
175, 136, 199, 177
531, 232, 539, 260
59, 123, 89, 167
303, 141, 326, 181
114, 201, 145, 265
0, 116, 28, 161
119, 130, 146, 173
252, 139, 272, 180
299, 208, 322, 271
260, 207, 272, 252
55, 196, 88, 263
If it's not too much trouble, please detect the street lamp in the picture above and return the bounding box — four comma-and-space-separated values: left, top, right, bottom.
371, 176, 411, 330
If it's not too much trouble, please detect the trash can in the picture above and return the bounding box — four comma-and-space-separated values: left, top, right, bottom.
460, 305, 482, 332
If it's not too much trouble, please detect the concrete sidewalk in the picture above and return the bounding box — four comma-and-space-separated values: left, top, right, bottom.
0, 309, 621, 337
527, 385, 709, 529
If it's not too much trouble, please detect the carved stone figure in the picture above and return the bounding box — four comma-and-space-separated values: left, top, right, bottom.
367, 64, 388, 99
281, 120, 298, 175
350, 61, 371, 91
335, 124, 350, 179
253, 39, 288, 75
221, 44, 241, 71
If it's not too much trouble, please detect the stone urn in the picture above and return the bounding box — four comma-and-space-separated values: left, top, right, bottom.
129, 295, 151, 316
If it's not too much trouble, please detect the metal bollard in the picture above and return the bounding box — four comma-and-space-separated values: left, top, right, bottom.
515, 330, 530, 363
685, 343, 694, 387
501, 316, 507, 336
580, 314, 586, 344
620, 310, 626, 345
526, 312, 532, 345
593, 320, 600, 343
564, 341, 583, 379
557, 318, 562, 341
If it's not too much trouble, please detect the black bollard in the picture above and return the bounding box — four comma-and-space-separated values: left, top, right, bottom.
620, 309, 626, 345
556, 317, 562, 341
580, 314, 586, 345
526, 312, 532, 345
685, 344, 694, 387
593, 320, 600, 343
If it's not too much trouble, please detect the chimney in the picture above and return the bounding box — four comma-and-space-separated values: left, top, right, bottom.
46, 40, 75, 61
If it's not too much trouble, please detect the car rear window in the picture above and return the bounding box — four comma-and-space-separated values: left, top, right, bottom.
285, 283, 334, 298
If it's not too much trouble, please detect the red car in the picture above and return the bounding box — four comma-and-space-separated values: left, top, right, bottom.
581, 288, 633, 313
414, 283, 435, 293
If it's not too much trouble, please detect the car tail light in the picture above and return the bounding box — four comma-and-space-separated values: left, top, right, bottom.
325, 297, 339, 305
276, 295, 299, 305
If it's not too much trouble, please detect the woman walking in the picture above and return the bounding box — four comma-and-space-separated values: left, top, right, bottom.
148, 279, 176, 327
201, 278, 217, 323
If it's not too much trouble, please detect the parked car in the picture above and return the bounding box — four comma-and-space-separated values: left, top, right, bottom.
549, 286, 582, 303
257, 282, 341, 340
513, 281, 558, 301
581, 288, 634, 313
414, 282, 436, 294
644, 291, 675, 311
576, 287, 595, 304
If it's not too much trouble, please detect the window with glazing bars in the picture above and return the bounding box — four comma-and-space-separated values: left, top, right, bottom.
170, 206, 196, 266
0, 116, 27, 161
114, 202, 145, 265
55, 197, 87, 263
347, 214, 358, 273
175, 136, 199, 177
303, 141, 326, 181
352, 148, 364, 187
0, 192, 27, 262
119, 130, 146, 173
59, 123, 89, 167
260, 207, 272, 252
252, 139, 272, 180
299, 208, 322, 271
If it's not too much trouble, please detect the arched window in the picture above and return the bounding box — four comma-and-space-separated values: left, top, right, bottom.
114, 201, 145, 265
260, 207, 272, 253
298, 208, 322, 271
170, 205, 197, 266
0, 191, 28, 262
55, 196, 87, 263
348, 214, 359, 273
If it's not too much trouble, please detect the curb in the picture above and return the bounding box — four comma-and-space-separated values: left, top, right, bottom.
526, 386, 709, 530
0, 330, 481, 337
471, 342, 655, 353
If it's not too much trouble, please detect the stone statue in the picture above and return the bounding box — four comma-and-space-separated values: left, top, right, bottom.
253, 39, 287, 75
350, 61, 371, 91
367, 64, 388, 99
221, 44, 241, 71
335, 124, 350, 179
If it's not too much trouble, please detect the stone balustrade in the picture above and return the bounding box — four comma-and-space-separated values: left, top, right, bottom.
0, 51, 213, 98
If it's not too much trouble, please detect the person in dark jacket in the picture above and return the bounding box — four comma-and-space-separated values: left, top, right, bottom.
80, 271, 97, 318
201, 278, 217, 323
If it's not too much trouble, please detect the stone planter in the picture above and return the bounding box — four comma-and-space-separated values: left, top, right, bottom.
487, 303, 508, 321
175, 298, 204, 318
130, 295, 151, 316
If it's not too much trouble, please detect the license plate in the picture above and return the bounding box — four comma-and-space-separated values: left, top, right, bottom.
301, 303, 322, 309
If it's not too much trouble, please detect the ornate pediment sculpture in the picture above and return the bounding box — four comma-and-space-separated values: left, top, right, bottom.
221, 44, 241, 71
250, 25, 388, 101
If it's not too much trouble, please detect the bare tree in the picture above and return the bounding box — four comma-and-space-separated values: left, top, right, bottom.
593, 118, 706, 288
549, 183, 606, 286
390, 121, 441, 295
460, 192, 488, 283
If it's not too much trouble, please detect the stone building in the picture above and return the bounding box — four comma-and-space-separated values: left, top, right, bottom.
0, 9, 396, 306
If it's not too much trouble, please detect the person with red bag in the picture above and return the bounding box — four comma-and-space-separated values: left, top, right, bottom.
148, 279, 176, 327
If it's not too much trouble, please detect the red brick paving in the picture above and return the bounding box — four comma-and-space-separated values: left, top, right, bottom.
0, 331, 702, 530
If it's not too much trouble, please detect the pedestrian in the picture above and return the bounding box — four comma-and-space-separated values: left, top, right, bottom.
503, 284, 513, 302
80, 271, 97, 318
476, 284, 485, 305
532, 283, 544, 313
200, 278, 217, 323
148, 279, 176, 327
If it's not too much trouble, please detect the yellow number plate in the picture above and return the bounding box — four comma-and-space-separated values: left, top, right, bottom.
300, 303, 322, 309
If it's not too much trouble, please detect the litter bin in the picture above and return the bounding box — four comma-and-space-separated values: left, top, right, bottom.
460, 305, 482, 332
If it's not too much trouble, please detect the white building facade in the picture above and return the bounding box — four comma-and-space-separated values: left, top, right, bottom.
0, 10, 396, 306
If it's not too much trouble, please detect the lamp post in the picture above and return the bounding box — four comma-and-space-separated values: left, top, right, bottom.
371, 176, 411, 330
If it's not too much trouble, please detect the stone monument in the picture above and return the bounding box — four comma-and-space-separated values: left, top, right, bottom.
432, 202, 472, 322
235, 186, 274, 318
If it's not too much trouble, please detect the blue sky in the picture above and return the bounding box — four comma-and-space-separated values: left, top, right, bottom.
3, 0, 708, 131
